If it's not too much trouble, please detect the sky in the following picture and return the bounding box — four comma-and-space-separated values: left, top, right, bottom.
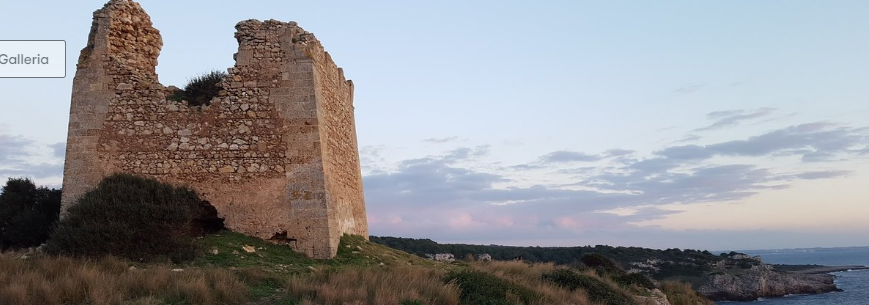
1, 1, 868, 251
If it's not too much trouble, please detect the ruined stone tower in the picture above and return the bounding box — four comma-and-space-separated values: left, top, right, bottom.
61, 0, 368, 259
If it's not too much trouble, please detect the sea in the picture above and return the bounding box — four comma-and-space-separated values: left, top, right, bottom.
715, 246, 869, 305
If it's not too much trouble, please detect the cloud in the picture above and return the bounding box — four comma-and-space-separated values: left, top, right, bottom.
366, 157, 831, 246
507, 149, 633, 171
423, 136, 460, 144
364, 154, 507, 207
0, 132, 33, 163
0, 163, 64, 180
360, 145, 388, 173
364, 141, 859, 246
674, 134, 701, 143
555, 166, 597, 176
627, 157, 680, 172
509, 164, 546, 171
655, 145, 714, 160
368, 150, 644, 228
591, 164, 792, 205
50, 142, 66, 159
695, 108, 777, 131
539, 151, 602, 163
654, 123, 868, 162
0, 130, 64, 182
604, 149, 634, 157
675, 84, 704, 94
364, 118, 869, 246
708, 123, 864, 161
441, 146, 490, 163
782, 170, 851, 180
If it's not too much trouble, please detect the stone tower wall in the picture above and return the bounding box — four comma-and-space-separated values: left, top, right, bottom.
61, 0, 367, 259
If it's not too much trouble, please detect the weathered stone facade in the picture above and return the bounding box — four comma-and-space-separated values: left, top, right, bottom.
61, 0, 368, 259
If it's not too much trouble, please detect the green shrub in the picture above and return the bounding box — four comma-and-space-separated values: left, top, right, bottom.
45, 173, 203, 262
169, 70, 227, 107
542, 269, 633, 305
444, 270, 538, 305
580, 253, 623, 275
578, 253, 655, 290
0, 178, 61, 250
612, 272, 656, 289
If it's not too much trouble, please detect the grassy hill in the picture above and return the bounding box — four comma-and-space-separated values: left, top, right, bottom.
0, 231, 711, 305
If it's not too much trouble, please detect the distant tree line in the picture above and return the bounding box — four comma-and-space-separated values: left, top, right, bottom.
370, 236, 723, 280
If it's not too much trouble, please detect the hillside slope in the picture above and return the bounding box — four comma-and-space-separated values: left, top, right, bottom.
371, 236, 839, 301
0, 231, 709, 305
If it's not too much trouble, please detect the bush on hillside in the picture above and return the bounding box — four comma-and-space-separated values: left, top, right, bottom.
613, 272, 656, 289
660, 281, 715, 305
0, 178, 61, 250
581, 253, 625, 275
578, 253, 656, 290
444, 270, 539, 305
168, 70, 227, 107
45, 173, 207, 262
542, 269, 634, 305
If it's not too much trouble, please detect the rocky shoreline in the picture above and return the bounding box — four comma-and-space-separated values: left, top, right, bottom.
696, 263, 869, 301
699, 266, 840, 301
792, 265, 869, 274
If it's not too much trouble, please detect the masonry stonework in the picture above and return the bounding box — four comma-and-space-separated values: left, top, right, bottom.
61, 0, 368, 259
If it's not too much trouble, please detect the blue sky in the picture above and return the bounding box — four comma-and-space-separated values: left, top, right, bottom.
1, 1, 868, 251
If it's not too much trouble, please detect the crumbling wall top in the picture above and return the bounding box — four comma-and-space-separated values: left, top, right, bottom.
234, 19, 317, 46
81, 0, 162, 83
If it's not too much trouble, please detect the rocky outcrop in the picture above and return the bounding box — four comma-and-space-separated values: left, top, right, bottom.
425, 253, 456, 262
621, 251, 841, 301
698, 263, 839, 301
636, 288, 671, 305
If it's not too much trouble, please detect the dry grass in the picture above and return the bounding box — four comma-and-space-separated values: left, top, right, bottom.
0, 252, 247, 305
287, 266, 461, 305
0, 231, 713, 305
469, 261, 667, 305
470, 261, 593, 305
660, 281, 715, 305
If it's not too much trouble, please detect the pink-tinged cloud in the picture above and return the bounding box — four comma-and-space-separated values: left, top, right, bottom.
554, 216, 581, 229
488, 216, 515, 227
448, 213, 476, 229
362, 120, 868, 247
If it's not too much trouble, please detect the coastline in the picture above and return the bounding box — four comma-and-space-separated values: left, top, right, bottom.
700, 262, 843, 301
714, 265, 869, 304
793, 265, 869, 274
